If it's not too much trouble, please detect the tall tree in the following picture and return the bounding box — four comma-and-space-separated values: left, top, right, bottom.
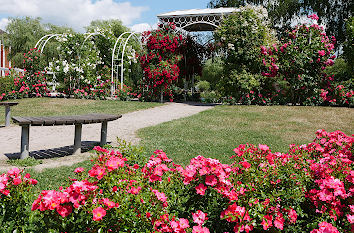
4, 17, 45, 68
208, 0, 353, 49
4, 17, 74, 68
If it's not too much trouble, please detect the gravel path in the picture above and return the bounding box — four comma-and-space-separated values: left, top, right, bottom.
0, 102, 214, 171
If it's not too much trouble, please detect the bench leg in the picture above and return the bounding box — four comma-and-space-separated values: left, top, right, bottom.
5, 106, 10, 127
100, 121, 108, 146
20, 125, 30, 159
73, 124, 82, 154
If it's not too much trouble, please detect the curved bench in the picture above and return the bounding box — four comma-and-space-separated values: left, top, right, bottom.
12, 113, 122, 159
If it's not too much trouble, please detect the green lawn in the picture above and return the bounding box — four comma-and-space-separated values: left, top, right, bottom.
0, 98, 162, 125
138, 105, 354, 165
26, 160, 93, 191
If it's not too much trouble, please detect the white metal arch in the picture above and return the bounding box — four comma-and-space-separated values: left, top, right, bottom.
111, 32, 131, 95
111, 31, 141, 95
35, 34, 53, 50
40, 34, 62, 52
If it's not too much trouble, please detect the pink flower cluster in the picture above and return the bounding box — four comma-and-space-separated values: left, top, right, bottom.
0, 168, 37, 196
25, 129, 353, 232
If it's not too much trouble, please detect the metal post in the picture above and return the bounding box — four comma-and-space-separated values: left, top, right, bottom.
100, 121, 108, 146
73, 124, 82, 154
20, 125, 30, 159
5, 105, 10, 127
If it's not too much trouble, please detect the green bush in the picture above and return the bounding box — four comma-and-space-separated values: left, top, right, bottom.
201, 57, 224, 87
195, 80, 211, 92
215, 5, 276, 99
0, 74, 15, 95
200, 90, 220, 103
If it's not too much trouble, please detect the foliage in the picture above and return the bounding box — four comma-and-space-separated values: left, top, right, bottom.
1, 130, 353, 232
0, 168, 39, 232
260, 15, 337, 104
208, 0, 352, 50
215, 5, 276, 99
324, 58, 353, 88
201, 57, 224, 88
342, 17, 354, 81
138, 23, 185, 102
4, 16, 74, 68
195, 81, 211, 92
200, 90, 221, 103
0, 49, 49, 101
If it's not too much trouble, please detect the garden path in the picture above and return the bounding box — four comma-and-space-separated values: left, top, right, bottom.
0, 102, 214, 171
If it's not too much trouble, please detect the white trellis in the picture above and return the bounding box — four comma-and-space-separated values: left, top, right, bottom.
35, 34, 63, 52
111, 31, 141, 95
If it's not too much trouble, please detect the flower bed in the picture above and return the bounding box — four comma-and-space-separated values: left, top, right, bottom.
0, 130, 353, 232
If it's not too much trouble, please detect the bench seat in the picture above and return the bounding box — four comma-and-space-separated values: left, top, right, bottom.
12, 113, 122, 159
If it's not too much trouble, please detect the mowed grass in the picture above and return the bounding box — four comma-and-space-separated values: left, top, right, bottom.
138, 105, 354, 165
26, 160, 93, 191
0, 98, 162, 125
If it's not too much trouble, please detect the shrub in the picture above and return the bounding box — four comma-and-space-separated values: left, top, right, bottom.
260, 15, 336, 104
0, 168, 39, 232
201, 57, 224, 88
215, 5, 276, 99
0, 49, 49, 101
0, 130, 353, 232
138, 23, 185, 102
195, 80, 211, 92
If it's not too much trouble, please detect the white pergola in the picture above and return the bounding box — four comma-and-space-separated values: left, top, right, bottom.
157, 8, 239, 32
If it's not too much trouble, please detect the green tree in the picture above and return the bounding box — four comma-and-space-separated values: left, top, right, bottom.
4, 17, 74, 68
215, 5, 276, 98
4, 17, 45, 68
208, 0, 353, 49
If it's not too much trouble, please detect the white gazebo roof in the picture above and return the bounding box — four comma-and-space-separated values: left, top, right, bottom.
157, 8, 239, 32
157, 8, 239, 17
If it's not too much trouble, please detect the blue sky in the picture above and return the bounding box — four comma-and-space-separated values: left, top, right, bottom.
0, 0, 211, 32
126, 0, 210, 25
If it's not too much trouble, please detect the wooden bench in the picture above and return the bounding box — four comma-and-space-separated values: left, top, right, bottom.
12, 113, 122, 159
0, 102, 18, 127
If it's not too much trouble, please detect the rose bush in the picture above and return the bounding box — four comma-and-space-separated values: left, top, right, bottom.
1, 129, 353, 232
0, 48, 49, 101
138, 23, 185, 102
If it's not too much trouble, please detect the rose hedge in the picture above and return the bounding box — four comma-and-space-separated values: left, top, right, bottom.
1, 130, 353, 232
0, 49, 49, 101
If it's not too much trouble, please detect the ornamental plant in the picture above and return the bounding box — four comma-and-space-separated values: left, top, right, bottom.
0, 49, 49, 101
0, 130, 352, 232
260, 14, 336, 104
25, 129, 353, 232
138, 23, 185, 102
0, 168, 38, 232
215, 5, 276, 100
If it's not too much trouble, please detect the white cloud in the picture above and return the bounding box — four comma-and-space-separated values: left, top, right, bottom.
0, 0, 148, 31
0, 18, 9, 31
130, 23, 152, 33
